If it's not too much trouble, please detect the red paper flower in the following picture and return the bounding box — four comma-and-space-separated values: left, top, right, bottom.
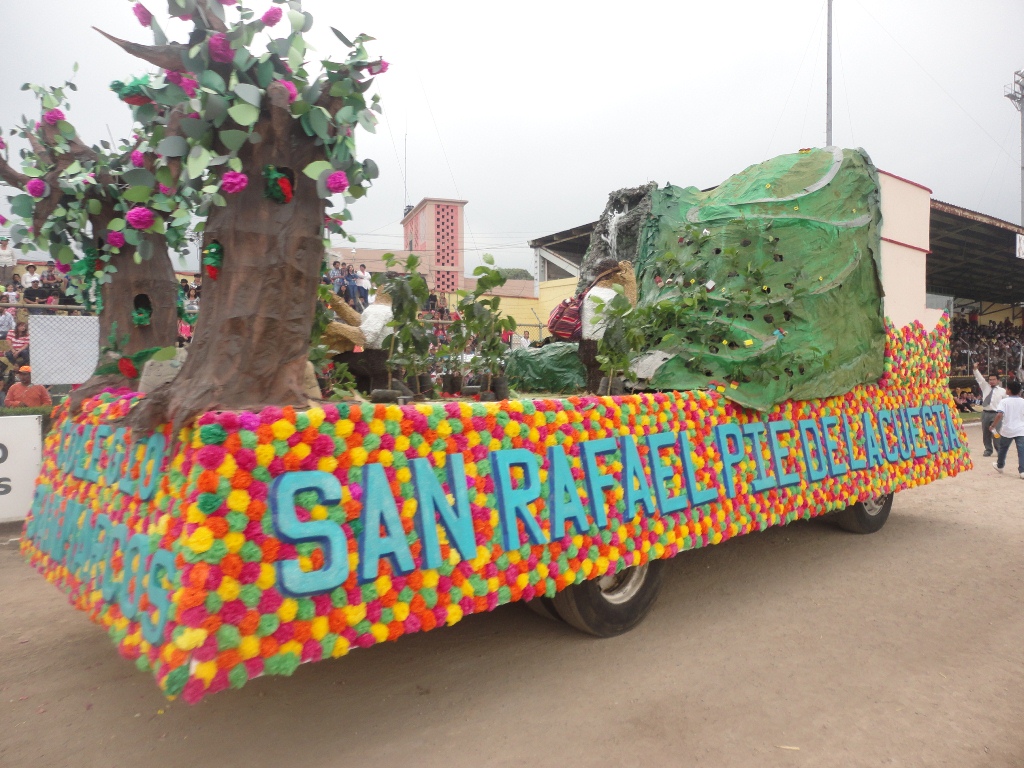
118, 358, 139, 379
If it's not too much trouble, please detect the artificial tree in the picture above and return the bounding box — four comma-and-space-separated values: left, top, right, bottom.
448, 254, 517, 398
377, 254, 433, 397
104, 0, 385, 431
0, 82, 184, 398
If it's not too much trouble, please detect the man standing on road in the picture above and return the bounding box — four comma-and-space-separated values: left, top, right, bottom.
974, 362, 1006, 457
4, 366, 51, 407
0, 236, 16, 286
991, 379, 1024, 479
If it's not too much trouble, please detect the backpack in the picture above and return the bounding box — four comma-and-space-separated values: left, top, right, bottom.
547, 295, 585, 342
547, 268, 620, 342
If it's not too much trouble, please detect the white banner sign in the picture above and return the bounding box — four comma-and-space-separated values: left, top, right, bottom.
27, 314, 99, 385
1017, 233, 1024, 260
0, 415, 43, 523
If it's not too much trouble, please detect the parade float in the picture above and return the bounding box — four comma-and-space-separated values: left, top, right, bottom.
8, 2, 969, 704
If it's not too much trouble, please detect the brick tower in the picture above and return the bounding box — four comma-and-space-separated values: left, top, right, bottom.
401, 198, 467, 297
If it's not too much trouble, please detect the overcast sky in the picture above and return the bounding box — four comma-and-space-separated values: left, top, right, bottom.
2, 0, 1022, 272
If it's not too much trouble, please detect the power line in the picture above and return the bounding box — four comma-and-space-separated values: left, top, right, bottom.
852, 0, 1020, 165
767, 0, 827, 156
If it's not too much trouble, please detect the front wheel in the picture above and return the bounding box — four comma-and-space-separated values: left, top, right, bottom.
551, 560, 666, 637
833, 492, 894, 534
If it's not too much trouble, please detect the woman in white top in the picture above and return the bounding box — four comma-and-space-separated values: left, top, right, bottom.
991, 379, 1024, 477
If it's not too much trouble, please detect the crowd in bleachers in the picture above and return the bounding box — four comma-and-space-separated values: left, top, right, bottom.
950, 316, 1024, 376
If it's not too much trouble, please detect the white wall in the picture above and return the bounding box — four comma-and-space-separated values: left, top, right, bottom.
0, 415, 42, 523
878, 171, 945, 331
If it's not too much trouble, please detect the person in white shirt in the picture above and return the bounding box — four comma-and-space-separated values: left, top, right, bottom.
356, 264, 371, 304
990, 379, 1024, 478
0, 236, 16, 286
974, 362, 1006, 456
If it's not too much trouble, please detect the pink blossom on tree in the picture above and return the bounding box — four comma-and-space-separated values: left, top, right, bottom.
132, 2, 153, 27
126, 206, 156, 230
43, 109, 65, 126
26, 178, 47, 197
107, 231, 126, 248
220, 171, 249, 194
326, 171, 349, 194
209, 33, 234, 64
261, 6, 282, 26
131, 150, 146, 168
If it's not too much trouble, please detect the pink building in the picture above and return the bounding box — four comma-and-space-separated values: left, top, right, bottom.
400, 197, 467, 296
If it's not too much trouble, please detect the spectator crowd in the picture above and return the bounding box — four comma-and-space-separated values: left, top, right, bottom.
950, 316, 1024, 376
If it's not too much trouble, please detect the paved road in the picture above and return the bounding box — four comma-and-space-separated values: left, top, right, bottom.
1, 424, 1021, 767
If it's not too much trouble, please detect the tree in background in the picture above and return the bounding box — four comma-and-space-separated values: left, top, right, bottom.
102, 0, 385, 431
0, 81, 185, 398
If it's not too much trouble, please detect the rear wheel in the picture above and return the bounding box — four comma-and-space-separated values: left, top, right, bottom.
522, 595, 562, 622
551, 560, 665, 637
833, 492, 894, 534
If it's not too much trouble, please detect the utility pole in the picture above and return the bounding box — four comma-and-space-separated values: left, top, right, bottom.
826, 0, 833, 147
1005, 69, 1024, 225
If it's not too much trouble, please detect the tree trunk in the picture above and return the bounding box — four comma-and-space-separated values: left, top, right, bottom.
128, 83, 325, 433
69, 226, 178, 409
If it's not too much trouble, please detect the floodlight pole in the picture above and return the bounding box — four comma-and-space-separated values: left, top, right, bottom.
1007, 70, 1024, 225
826, 0, 833, 147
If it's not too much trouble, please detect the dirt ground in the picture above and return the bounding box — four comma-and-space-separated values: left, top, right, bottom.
1, 423, 1022, 768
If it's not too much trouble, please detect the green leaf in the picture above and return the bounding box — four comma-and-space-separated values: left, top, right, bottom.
10, 194, 34, 217
330, 27, 354, 47
227, 102, 260, 127
228, 157, 243, 172
288, 9, 305, 32
87, 198, 102, 215
362, 158, 379, 180
123, 228, 141, 246
256, 59, 275, 89
218, 129, 248, 151
303, 160, 333, 180
123, 168, 157, 187
108, 218, 126, 232
180, 117, 210, 140
186, 146, 212, 178
156, 135, 189, 158
308, 107, 330, 140
357, 109, 377, 134
205, 94, 228, 123
151, 346, 179, 362
233, 83, 263, 107
199, 70, 226, 94
335, 105, 356, 123
124, 186, 153, 203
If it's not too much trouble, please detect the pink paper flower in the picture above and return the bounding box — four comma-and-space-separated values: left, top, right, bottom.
133, 2, 153, 27
130, 150, 146, 168
276, 79, 298, 103
126, 206, 156, 230
218, 0, 237, 4
55, 261, 71, 274
220, 171, 248, 194
326, 171, 349, 194
261, 6, 282, 26
180, 77, 199, 97
43, 109, 65, 126
368, 60, 389, 76
209, 33, 235, 64
26, 179, 46, 198
0, 214, 7, 225
107, 231, 126, 248
0, 137, 6, 150
165, 71, 183, 86
159, 183, 175, 195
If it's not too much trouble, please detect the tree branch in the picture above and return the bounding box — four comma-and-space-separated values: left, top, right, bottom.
193, 0, 229, 34
0, 154, 30, 190
93, 27, 189, 72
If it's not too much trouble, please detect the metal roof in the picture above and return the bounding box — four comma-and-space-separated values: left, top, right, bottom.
530, 200, 1024, 306
926, 200, 1024, 305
